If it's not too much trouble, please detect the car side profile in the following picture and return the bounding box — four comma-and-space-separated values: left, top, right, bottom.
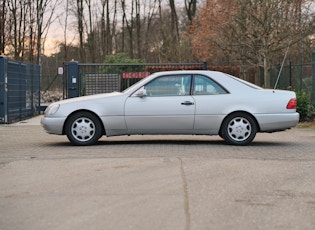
41, 70, 299, 146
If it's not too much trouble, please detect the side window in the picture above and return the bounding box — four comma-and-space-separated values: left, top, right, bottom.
193, 75, 227, 95
145, 75, 191, 97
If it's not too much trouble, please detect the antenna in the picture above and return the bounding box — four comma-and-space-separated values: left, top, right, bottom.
274, 46, 290, 89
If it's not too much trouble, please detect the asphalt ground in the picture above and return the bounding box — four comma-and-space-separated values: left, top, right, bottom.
0, 116, 315, 230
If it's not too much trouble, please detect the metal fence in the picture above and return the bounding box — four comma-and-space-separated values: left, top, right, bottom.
270, 62, 315, 106
51, 60, 315, 106
0, 56, 40, 124
1, 55, 313, 123
270, 62, 314, 92
62, 62, 207, 98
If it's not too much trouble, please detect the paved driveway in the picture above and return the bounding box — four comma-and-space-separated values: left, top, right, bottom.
1, 116, 315, 230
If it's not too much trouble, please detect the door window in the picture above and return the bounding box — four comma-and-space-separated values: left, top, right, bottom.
145, 75, 191, 96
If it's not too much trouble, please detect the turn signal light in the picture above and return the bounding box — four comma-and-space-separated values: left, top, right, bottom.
286, 98, 297, 109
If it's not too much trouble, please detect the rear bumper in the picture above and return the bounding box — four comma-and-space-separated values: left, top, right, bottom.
255, 112, 299, 132
41, 116, 66, 135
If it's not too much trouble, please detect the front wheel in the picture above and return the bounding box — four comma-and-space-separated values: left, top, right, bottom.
220, 112, 257, 146
65, 112, 102, 146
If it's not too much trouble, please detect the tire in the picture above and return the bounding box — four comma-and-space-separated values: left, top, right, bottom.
220, 112, 257, 146
65, 111, 102, 146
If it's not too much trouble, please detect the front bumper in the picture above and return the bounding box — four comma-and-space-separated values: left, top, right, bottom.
41, 116, 66, 135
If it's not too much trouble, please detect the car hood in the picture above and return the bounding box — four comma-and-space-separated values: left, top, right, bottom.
57, 92, 123, 105
45, 91, 128, 117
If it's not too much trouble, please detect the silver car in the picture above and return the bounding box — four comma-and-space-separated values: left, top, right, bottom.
41, 70, 299, 146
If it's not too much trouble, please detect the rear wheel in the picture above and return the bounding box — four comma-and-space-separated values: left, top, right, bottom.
65, 111, 102, 146
220, 112, 257, 145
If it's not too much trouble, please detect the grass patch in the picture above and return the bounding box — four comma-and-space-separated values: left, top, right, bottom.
297, 121, 315, 129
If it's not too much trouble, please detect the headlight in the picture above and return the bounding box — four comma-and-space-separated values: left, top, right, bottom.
45, 104, 60, 116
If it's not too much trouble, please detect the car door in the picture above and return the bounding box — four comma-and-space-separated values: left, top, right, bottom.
124, 74, 195, 134
192, 74, 230, 134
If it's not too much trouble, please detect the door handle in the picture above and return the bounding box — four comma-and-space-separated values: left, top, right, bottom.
181, 101, 194, 105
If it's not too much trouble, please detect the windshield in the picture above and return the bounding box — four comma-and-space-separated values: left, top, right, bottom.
122, 77, 149, 94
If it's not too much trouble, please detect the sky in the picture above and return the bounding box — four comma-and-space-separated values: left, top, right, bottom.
43, 0, 186, 56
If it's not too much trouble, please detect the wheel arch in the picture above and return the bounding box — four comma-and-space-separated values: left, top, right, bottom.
219, 110, 261, 135
62, 109, 105, 135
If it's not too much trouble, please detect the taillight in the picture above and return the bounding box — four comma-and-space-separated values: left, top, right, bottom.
286, 98, 297, 109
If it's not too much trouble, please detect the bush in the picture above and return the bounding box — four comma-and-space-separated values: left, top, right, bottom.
296, 91, 314, 121
102, 53, 145, 73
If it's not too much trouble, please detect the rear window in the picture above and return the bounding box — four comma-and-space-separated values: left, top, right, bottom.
224, 73, 262, 89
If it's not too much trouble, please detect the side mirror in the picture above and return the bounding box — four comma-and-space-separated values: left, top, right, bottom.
134, 87, 147, 98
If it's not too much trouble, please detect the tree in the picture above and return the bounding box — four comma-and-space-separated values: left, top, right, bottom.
85, 0, 95, 62
7, 0, 28, 60
140, 0, 159, 60
0, 0, 6, 54
121, 0, 135, 58
59, 0, 70, 62
226, 0, 315, 87
189, 0, 235, 63
100, 0, 115, 57
36, 0, 59, 65
4, 0, 58, 63
190, 0, 315, 87
185, 0, 197, 23
76, 0, 84, 61
169, 0, 179, 42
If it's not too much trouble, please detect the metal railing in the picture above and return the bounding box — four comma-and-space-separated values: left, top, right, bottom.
62, 62, 207, 98
49, 60, 315, 105
271, 62, 313, 92
0, 56, 40, 124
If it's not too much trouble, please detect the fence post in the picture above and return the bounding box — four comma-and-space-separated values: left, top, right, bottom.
0, 55, 8, 123
312, 52, 315, 106
203, 62, 207, 70
67, 60, 79, 98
